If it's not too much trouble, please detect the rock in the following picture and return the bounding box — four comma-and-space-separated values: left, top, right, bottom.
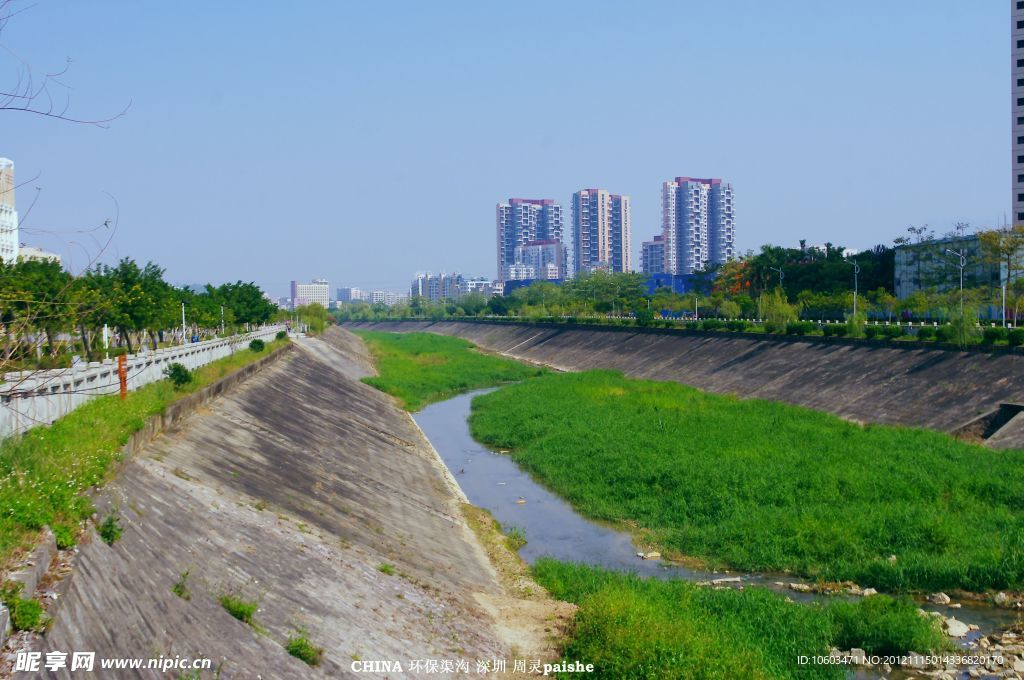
789, 582, 813, 593
969, 624, 980, 631
950, 603, 962, 608
711, 577, 741, 585
929, 592, 951, 605
862, 587, 878, 596
642, 552, 661, 560
903, 651, 927, 670
849, 648, 867, 665
882, 662, 892, 674
996, 592, 1012, 607
1015, 659, 1024, 673
887, 554, 898, 563
967, 668, 981, 679
944, 618, 969, 637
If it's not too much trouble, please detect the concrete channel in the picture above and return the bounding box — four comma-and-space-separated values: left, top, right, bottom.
24, 329, 560, 678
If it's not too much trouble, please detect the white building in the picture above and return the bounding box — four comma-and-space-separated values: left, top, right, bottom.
459, 277, 496, 298
0, 158, 19, 264
18, 245, 62, 265
290, 278, 330, 309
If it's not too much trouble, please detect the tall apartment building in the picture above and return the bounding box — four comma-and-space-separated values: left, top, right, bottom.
640, 235, 666, 274
661, 177, 735, 274
0, 158, 19, 264
289, 278, 330, 309
337, 287, 364, 303
512, 239, 564, 280
1014, 1, 1024, 224
571, 189, 631, 274
496, 198, 566, 281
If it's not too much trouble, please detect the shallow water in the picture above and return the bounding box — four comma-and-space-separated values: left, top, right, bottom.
413, 389, 1020, 640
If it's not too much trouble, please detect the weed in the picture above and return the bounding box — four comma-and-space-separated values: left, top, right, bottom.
377, 563, 395, 576
248, 339, 265, 352
505, 526, 527, 552
98, 513, 123, 546
286, 631, 323, 666
0, 582, 46, 632
172, 570, 191, 600
219, 594, 258, 624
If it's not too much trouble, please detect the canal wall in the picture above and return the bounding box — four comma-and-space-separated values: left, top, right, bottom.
349, 320, 1024, 438
29, 328, 559, 677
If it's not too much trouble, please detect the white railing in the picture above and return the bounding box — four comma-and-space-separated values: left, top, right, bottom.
0, 326, 284, 440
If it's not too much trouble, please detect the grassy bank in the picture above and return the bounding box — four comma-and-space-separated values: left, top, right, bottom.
0, 337, 288, 567
355, 330, 544, 410
533, 560, 946, 680
469, 370, 1024, 593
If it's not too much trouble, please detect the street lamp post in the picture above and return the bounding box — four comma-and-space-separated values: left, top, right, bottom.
846, 260, 861, 318
769, 266, 784, 289
181, 302, 187, 344
945, 248, 966, 317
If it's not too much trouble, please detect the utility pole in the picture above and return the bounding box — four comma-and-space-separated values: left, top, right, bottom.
221, 305, 225, 336
945, 248, 966, 317
846, 260, 861, 318
1003, 283, 1007, 328
181, 302, 187, 344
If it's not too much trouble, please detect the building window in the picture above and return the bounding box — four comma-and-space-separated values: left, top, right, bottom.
1019, 1, 1024, 8
1019, 39, 1024, 48
1019, 20, 1024, 29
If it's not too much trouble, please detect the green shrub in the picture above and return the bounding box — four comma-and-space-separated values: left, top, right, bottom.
684, 321, 699, 330
286, 632, 324, 666
506, 526, 527, 551
700, 319, 724, 331
219, 594, 258, 624
98, 513, 123, 545
983, 327, 1009, 345
377, 563, 395, 575
248, 339, 266, 352
881, 325, 904, 339
846, 312, 866, 338
829, 595, 947, 656
935, 326, 953, 343
1010, 329, 1024, 347
864, 326, 880, 340
785, 321, 815, 336
275, 330, 287, 341
163, 362, 193, 389
916, 326, 936, 340
725, 319, 749, 332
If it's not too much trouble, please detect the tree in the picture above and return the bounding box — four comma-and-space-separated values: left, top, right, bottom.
978, 226, 1024, 291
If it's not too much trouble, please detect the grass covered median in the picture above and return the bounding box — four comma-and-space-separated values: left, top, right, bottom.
469, 370, 1024, 593
355, 330, 545, 410
0, 336, 288, 568
533, 560, 947, 680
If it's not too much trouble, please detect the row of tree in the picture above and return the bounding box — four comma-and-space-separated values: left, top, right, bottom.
1, 257, 278, 363
334, 225, 1024, 325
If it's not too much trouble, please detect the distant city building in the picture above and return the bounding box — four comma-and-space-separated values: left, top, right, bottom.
893, 233, 1022, 299
640, 235, 666, 274
289, 278, 330, 309
410, 272, 465, 303
459, 277, 497, 298
0, 158, 18, 264
1015, 1, 1024, 224
337, 286, 364, 303
661, 177, 735, 274
572, 189, 631, 274
496, 198, 566, 281
513, 239, 564, 281
18, 245, 61, 265
367, 290, 408, 306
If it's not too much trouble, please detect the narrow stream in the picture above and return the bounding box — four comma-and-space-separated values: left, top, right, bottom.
413, 389, 1019, 647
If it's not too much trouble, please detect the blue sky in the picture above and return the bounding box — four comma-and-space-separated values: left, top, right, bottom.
3, 1, 1009, 295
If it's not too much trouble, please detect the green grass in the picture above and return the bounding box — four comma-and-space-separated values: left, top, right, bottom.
377, 562, 396, 575
286, 631, 324, 666
0, 337, 289, 569
219, 594, 258, 624
97, 512, 123, 545
505, 526, 527, 552
355, 331, 545, 411
533, 560, 947, 680
470, 370, 1024, 593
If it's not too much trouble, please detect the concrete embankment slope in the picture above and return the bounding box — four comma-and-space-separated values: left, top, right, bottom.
350, 321, 1024, 435
36, 330, 517, 678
